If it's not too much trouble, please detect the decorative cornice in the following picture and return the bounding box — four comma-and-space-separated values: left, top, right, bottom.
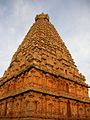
0, 83, 90, 104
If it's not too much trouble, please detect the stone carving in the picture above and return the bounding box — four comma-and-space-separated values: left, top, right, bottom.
0, 13, 90, 119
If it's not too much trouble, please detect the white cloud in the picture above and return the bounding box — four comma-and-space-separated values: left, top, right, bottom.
0, 5, 6, 17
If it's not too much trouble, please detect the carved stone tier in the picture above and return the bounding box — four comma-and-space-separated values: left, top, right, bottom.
0, 13, 90, 119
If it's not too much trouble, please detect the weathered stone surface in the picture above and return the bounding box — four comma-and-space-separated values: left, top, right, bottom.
0, 13, 87, 85
0, 13, 90, 120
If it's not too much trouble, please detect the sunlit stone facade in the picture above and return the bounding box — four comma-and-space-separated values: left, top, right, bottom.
0, 13, 90, 120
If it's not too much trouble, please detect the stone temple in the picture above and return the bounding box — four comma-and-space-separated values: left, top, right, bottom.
0, 13, 90, 120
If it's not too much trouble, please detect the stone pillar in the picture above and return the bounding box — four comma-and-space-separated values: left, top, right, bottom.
45, 95, 56, 119
58, 99, 61, 119
12, 95, 22, 117
0, 102, 2, 117
74, 83, 77, 96
52, 97, 58, 119
43, 94, 47, 118
66, 83, 69, 93
85, 104, 90, 118
42, 74, 47, 90
77, 102, 85, 119
76, 102, 80, 118
58, 78, 64, 93
67, 100, 71, 118
46, 75, 53, 91
39, 94, 44, 118
59, 98, 68, 119
6, 98, 14, 117
69, 100, 78, 119
45, 95, 51, 118
21, 92, 34, 117
0, 100, 7, 117
35, 93, 42, 118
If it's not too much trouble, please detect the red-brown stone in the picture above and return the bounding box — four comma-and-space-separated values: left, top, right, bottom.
0, 13, 90, 120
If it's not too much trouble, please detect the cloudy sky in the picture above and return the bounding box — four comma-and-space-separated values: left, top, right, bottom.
0, 0, 90, 93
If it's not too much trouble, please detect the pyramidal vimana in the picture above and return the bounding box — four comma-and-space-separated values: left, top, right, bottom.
0, 13, 90, 120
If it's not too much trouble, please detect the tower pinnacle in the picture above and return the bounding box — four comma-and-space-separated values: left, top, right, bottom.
35, 13, 49, 21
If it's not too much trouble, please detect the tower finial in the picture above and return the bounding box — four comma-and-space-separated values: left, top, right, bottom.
35, 13, 49, 21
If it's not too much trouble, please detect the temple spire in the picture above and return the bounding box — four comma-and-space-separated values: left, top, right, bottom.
1, 13, 86, 85
0, 13, 90, 120
35, 13, 49, 21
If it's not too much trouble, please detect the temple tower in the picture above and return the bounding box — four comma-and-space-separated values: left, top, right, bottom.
0, 13, 90, 120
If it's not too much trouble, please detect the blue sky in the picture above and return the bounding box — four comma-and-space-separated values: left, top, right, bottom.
0, 0, 90, 94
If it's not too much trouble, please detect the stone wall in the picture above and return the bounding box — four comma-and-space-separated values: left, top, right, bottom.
0, 68, 89, 101
0, 68, 90, 119
0, 91, 90, 119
